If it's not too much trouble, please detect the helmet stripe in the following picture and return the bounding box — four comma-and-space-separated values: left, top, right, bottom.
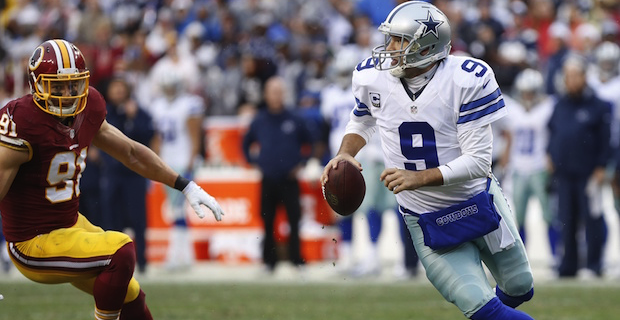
53, 39, 71, 69
48, 40, 64, 69
61, 39, 76, 68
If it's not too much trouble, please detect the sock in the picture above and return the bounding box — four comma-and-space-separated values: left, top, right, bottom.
496, 285, 534, 308
95, 307, 121, 320
547, 225, 558, 257
338, 217, 353, 242
471, 297, 534, 320
120, 290, 153, 320
518, 225, 526, 245
94, 242, 136, 312
367, 209, 382, 243
173, 217, 187, 227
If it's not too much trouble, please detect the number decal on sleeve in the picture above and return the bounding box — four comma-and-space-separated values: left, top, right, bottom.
461, 59, 488, 77
0, 113, 17, 137
45, 147, 87, 203
356, 57, 377, 71
399, 122, 439, 171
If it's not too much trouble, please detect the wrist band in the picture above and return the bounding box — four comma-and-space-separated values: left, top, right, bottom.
174, 175, 191, 191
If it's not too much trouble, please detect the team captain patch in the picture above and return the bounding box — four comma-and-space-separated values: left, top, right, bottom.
369, 92, 381, 107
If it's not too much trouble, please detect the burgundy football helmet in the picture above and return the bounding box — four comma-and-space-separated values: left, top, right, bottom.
28, 39, 90, 117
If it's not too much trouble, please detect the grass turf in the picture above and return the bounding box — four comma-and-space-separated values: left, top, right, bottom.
1, 280, 619, 319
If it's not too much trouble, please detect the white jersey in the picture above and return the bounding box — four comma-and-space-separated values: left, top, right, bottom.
587, 74, 620, 146
150, 94, 205, 170
346, 55, 507, 214
504, 95, 554, 175
320, 83, 383, 163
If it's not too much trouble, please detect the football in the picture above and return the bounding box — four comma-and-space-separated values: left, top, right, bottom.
322, 160, 366, 216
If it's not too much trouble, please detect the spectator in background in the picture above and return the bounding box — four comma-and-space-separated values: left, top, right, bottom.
355, 0, 399, 27
242, 76, 314, 274
505, 69, 558, 261
147, 30, 201, 102
547, 55, 612, 278
150, 70, 206, 272
587, 41, 620, 148
78, 146, 104, 226
587, 42, 620, 216
100, 77, 154, 274
544, 22, 571, 96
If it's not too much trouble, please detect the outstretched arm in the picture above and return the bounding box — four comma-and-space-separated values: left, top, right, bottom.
94, 120, 177, 186
93, 120, 224, 220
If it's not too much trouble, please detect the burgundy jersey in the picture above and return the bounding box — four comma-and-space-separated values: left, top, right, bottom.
0, 87, 106, 242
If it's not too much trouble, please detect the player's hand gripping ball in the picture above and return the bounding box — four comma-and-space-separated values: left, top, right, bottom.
322, 160, 366, 216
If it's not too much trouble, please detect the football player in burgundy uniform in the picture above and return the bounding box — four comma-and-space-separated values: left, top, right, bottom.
0, 39, 224, 320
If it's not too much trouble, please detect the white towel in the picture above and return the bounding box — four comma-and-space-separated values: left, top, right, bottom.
483, 204, 516, 254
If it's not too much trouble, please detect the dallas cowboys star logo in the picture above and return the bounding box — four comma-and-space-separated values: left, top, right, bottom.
415, 12, 443, 39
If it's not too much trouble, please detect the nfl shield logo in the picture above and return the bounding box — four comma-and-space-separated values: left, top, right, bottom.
411, 105, 418, 114
369, 92, 381, 107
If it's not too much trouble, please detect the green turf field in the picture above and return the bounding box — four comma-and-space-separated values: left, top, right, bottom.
1, 280, 620, 320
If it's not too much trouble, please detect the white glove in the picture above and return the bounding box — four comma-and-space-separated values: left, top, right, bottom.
182, 181, 224, 221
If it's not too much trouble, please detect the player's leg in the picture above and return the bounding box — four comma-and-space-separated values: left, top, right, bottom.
556, 176, 579, 277
396, 211, 419, 278
336, 216, 354, 273
8, 214, 151, 319
531, 170, 558, 258
164, 184, 194, 270
353, 160, 384, 277
280, 178, 304, 266
260, 178, 279, 272
481, 177, 534, 309
511, 172, 529, 243
67, 214, 152, 319
583, 177, 607, 277
404, 214, 531, 319
124, 176, 148, 273
72, 277, 152, 320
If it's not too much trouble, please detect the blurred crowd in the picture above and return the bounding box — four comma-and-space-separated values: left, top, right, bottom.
2, 0, 616, 117
2, 0, 620, 278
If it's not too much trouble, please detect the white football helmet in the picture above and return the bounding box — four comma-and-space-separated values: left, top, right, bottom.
594, 41, 620, 81
331, 45, 360, 88
372, 1, 451, 77
514, 68, 544, 109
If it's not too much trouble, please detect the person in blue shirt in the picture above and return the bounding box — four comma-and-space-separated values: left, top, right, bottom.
242, 76, 315, 273
547, 55, 612, 278
100, 77, 155, 273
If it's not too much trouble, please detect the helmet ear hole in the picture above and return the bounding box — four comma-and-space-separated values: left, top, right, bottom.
420, 45, 436, 57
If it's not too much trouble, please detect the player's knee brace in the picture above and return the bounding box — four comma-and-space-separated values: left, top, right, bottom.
496, 285, 533, 309
470, 297, 534, 320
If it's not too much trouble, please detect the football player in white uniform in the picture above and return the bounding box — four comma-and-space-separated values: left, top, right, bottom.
506, 69, 558, 260
321, 2, 534, 319
150, 72, 206, 271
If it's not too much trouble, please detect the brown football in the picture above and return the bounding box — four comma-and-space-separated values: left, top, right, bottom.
323, 160, 366, 216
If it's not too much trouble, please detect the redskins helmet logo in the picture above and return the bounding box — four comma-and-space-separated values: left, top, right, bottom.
29, 46, 43, 71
